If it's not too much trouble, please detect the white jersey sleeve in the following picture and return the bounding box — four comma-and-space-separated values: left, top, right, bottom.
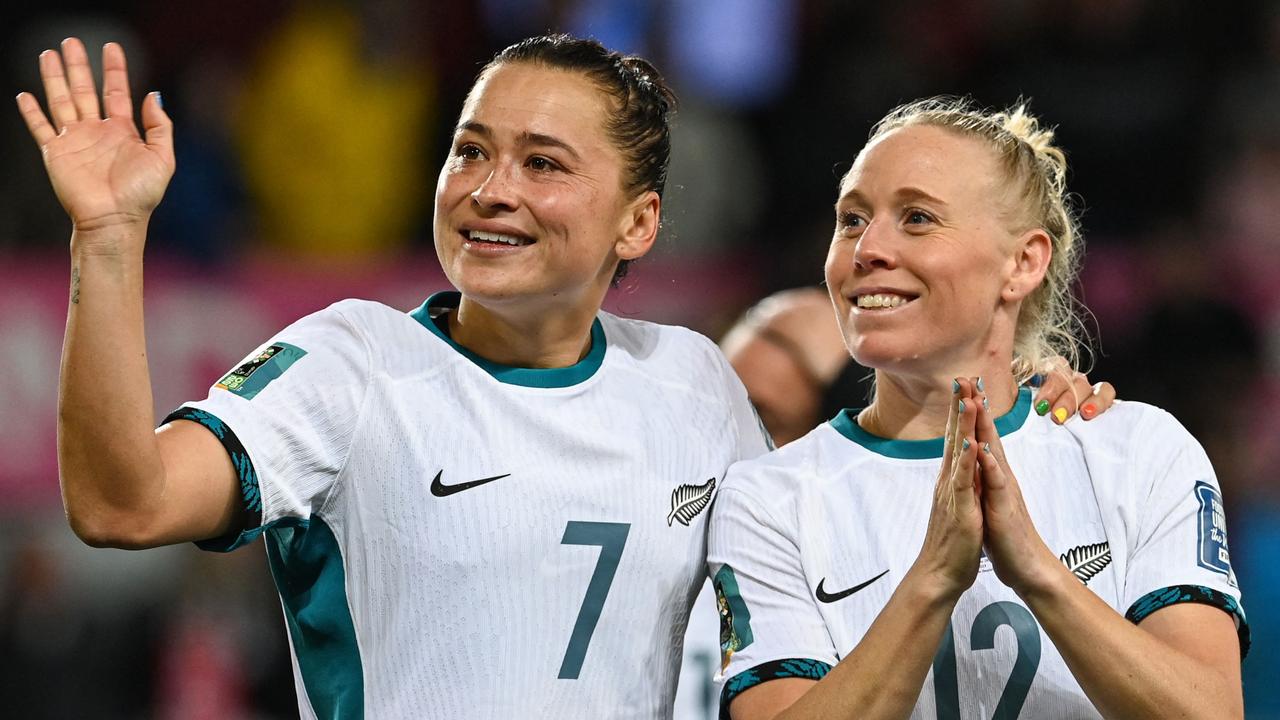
164, 300, 370, 551
707, 464, 837, 710
714, 348, 775, 461
1118, 407, 1248, 652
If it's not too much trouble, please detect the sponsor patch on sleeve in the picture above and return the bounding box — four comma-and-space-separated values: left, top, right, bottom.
215, 342, 307, 400
1194, 481, 1232, 576
713, 565, 755, 671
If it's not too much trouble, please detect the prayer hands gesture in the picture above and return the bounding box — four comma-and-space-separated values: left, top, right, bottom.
915, 377, 987, 600
972, 382, 1061, 596
920, 377, 1063, 601
16, 38, 173, 243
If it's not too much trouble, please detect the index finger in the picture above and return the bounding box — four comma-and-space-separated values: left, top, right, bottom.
973, 392, 1012, 477
943, 377, 971, 473
101, 42, 133, 120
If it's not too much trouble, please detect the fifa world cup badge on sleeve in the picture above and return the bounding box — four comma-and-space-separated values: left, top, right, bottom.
1194, 481, 1232, 575
216, 343, 308, 400
714, 565, 754, 671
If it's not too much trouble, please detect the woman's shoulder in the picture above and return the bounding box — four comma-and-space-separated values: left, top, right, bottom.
1051, 399, 1205, 471
598, 311, 717, 356
721, 423, 844, 494
597, 312, 739, 385
1069, 399, 1191, 442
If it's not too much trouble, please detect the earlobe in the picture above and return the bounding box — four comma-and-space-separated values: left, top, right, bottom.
616, 190, 660, 261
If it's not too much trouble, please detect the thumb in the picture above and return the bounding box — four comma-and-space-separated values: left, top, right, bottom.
140, 92, 175, 166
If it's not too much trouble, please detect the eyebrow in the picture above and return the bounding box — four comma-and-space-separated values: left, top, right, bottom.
836, 186, 949, 208
455, 121, 583, 163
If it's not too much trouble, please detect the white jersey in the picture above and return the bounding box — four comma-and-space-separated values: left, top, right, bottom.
708, 388, 1248, 720
168, 292, 771, 719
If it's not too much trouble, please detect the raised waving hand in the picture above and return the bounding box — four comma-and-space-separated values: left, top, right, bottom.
17, 39, 240, 550
16, 38, 173, 238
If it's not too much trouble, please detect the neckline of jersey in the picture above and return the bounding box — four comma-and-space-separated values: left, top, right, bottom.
408, 291, 606, 389
829, 386, 1032, 459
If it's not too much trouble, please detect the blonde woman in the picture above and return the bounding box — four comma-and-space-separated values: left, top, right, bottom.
709, 98, 1247, 720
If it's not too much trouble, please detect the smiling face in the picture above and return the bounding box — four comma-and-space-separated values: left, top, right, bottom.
825, 124, 1029, 377
433, 62, 657, 316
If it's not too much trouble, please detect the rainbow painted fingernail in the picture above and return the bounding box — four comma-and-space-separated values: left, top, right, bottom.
1035, 399, 1051, 416
1053, 407, 1068, 424
1081, 404, 1097, 420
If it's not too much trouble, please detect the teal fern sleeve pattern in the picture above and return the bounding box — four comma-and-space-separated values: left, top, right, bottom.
720, 658, 832, 719
164, 407, 263, 546
1126, 585, 1250, 658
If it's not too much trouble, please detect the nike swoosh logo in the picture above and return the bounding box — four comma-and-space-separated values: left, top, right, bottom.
429, 470, 511, 497
815, 569, 889, 603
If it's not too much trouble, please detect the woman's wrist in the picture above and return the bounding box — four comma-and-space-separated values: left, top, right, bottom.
71, 220, 149, 260
902, 561, 970, 608
1008, 546, 1075, 605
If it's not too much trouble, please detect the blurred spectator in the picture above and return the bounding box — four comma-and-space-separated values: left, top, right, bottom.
235, 2, 434, 261
721, 287, 870, 446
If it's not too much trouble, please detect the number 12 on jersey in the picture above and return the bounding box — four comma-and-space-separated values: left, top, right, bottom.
932, 601, 1042, 719
558, 521, 631, 679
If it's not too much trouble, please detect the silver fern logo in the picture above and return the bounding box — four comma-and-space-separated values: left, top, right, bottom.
1060, 542, 1112, 584
667, 477, 717, 526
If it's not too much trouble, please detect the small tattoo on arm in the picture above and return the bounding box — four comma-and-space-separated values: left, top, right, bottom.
71, 265, 80, 305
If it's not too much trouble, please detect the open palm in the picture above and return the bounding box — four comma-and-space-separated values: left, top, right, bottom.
16, 38, 174, 232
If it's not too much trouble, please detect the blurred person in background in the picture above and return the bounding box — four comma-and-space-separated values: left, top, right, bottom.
719, 287, 857, 447
710, 98, 1246, 720
235, 1, 434, 261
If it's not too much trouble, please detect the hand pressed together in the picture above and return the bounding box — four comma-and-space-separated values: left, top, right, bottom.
971, 383, 1063, 597
914, 376, 1069, 602
912, 377, 986, 601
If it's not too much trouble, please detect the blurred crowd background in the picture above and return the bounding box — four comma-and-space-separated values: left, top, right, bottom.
2, 0, 1278, 717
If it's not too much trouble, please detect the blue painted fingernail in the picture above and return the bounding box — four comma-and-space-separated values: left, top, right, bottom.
953, 378, 960, 394
976, 377, 985, 392
1029, 373, 1044, 388
154, 91, 163, 109
982, 396, 990, 411
958, 399, 965, 413
982, 442, 991, 454
962, 438, 970, 451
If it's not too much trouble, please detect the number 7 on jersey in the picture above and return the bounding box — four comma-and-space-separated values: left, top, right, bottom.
558, 521, 631, 679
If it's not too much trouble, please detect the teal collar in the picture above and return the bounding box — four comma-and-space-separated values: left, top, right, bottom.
409, 291, 606, 388
830, 386, 1032, 459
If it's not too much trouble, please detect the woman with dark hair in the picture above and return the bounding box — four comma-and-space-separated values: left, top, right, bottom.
18, 34, 769, 718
